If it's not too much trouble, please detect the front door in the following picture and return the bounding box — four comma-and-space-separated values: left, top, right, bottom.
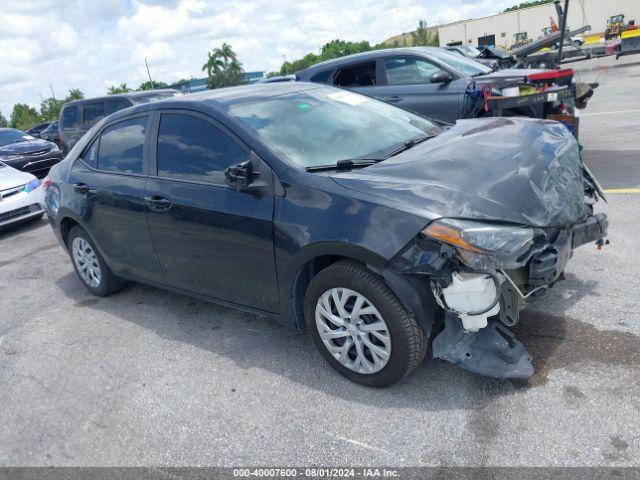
376, 56, 462, 123
144, 110, 279, 313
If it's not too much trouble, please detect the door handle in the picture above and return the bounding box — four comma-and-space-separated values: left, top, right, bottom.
144, 195, 172, 212
387, 96, 402, 102
73, 183, 95, 194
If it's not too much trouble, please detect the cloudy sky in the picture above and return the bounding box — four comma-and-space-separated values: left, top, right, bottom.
0, 0, 522, 119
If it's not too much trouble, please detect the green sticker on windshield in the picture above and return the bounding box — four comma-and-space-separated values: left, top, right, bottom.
297, 102, 311, 110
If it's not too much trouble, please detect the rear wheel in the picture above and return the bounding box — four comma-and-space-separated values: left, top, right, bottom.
304, 261, 427, 387
68, 226, 124, 296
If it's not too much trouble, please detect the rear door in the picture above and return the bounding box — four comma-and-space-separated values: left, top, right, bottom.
67, 114, 164, 283
376, 55, 463, 123
144, 110, 279, 313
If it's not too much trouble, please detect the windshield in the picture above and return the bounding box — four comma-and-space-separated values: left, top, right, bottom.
227, 87, 442, 169
428, 48, 492, 76
458, 45, 480, 57
0, 129, 34, 147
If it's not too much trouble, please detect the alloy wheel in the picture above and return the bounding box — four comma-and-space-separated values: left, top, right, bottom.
72, 237, 102, 288
315, 287, 391, 374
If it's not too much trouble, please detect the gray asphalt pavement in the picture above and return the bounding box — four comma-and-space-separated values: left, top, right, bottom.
1, 55, 639, 467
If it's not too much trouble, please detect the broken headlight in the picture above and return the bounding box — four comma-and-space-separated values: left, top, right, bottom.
423, 219, 534, 270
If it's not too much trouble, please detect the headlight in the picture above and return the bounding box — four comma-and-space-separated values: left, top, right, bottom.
50, 143, 60, 152
423, 219, 534, 269
23, 178, 41, 193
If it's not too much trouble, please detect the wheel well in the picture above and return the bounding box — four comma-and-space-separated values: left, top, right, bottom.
59, 217, 79, 248
291, 255, 358, 329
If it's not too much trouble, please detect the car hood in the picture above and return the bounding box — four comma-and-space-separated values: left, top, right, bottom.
0, 163, 35, 190
0, 139, 54, 156
331, 117, 587, 228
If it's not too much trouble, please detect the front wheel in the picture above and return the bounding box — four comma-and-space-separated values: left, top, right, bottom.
304, 262, 427, 387
68, 226, 124, 296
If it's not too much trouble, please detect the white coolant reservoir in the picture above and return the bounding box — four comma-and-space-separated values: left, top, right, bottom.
441, 272, 500, 332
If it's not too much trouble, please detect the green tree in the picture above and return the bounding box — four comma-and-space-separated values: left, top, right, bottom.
138, 80, 169, 91
10, 103, 41, 131
0, 111, 8, 128
108, 83, 132, 95
40, 97, 65, 121
504, 0, 553, 12
66, 89, 84, 101
202, 43, 246, 89
277, 39, 379, 75
411, 20, 431, 46
321, 39, 372, 59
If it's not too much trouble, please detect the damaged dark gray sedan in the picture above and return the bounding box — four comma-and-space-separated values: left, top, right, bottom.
45, 83, 608, 387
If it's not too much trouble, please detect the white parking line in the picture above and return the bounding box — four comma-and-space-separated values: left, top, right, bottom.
581, 109, 640, 117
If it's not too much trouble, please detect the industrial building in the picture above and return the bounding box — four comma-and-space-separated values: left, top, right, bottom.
437, 0, 640, 48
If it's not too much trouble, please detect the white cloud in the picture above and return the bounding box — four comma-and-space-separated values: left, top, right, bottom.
0, 0, 521, 120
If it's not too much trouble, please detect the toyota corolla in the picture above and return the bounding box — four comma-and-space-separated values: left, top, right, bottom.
44, 83, 608, 386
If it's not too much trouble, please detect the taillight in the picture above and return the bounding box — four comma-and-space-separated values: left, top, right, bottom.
43, 176, 52, 191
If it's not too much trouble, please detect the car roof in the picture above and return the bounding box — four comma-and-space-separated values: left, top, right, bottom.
296, 47, 443, 77
63, 89, 182, 107
108, 82, 319, 115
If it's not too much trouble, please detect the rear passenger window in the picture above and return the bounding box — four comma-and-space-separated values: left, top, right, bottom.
311, 70, 333, 83
333, 61, 376, 87
62, 106, 79, 129
106, 98, 132, 115
98, 116, 147, 174
157, 113, 250, 184
83, 102, 106, 127
384, 57, 442, 85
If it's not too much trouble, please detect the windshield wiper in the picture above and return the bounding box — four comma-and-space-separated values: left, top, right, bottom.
305, 158, 381, 172
384, 134, 434, 159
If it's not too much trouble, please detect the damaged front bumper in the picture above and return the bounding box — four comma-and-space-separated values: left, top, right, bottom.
390, 212, 609, 379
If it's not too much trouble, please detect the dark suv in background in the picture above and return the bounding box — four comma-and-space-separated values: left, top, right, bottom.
59, 90, 181, 153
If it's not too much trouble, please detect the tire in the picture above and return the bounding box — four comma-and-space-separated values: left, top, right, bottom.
68, 226, 124, 296
304, 261, 427, 387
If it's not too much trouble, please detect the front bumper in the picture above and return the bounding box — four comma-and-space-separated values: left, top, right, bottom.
0, 186, 45, 228
529, 212, 608, 287
391, 212, 609, 379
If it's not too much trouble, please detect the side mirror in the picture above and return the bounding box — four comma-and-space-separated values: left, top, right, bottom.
430, 71, 453, 84
225, 160, 253, 190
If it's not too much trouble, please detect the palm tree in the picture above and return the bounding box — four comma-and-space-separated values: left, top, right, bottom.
214, 42, 237, 68
202, 51, 224, 77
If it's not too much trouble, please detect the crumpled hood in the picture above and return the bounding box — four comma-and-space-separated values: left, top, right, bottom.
0, 139, 54, 156
331, 117, 587, 228
0, 163, 34, 190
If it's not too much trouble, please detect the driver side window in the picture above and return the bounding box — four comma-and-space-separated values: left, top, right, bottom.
384, 57, 443, 85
